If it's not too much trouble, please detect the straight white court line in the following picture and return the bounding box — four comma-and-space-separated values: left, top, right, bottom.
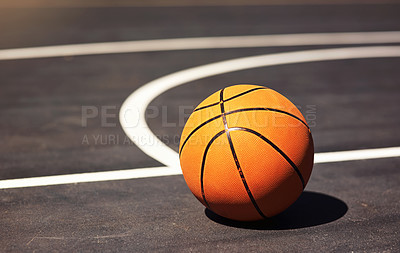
1, 31, 400, 60
0, 147, 399, 189
0, 167, 180, 190
314, 147, 400, 163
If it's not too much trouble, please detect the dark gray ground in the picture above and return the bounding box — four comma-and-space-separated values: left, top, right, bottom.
0, 3, 399, 252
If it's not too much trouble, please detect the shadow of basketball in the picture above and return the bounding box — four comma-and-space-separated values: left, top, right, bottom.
205, 191, 348, 230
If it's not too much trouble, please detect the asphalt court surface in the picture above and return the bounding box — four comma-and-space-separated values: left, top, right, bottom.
1, 3, 400, 252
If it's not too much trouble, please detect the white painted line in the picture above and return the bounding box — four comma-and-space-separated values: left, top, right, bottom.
1, 146, 399, 189
314, 146, 400, 164
119, 46, 400, 168
2, 34, 400, 189
0, 167, 181, 189
1, 31, 400, 60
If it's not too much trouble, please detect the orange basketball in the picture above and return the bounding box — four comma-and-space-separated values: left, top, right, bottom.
179, 84, 314, 221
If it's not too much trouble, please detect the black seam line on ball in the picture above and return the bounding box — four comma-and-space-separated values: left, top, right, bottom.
179, 107, 309, 156
194, 101, 220, 112
219, 89, 228, 130
228, 127, 306, 189
200, 130, 226, 210
220, 89, 268, 220
179, 114, 223, 157
194, 87, 266, 112
261, 108, 309, 129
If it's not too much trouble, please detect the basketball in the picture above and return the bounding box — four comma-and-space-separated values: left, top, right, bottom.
179, 84, 314, 221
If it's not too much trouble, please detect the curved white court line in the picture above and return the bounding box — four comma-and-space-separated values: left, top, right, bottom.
1, 31, 400, 60
120, 46, 400, 168
1, 39, 400, 189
